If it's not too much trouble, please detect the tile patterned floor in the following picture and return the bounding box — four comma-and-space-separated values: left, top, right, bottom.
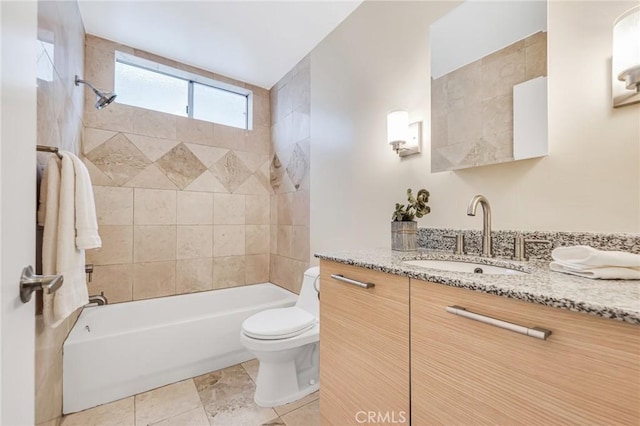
61, 360, 319, 426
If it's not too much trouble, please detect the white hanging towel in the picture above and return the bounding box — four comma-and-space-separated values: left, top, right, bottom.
38, 152, 102, 327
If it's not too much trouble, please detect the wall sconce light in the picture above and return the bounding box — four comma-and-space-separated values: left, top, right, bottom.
612, 5, 640, 108
387, 110, 422, 157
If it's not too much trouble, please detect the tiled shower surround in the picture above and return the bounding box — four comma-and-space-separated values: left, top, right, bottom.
82, 35, 311, 302
418, 228, 640, 259
270, 57, 311, 293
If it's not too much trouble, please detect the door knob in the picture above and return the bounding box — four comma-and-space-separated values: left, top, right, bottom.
19, 266, 63, 303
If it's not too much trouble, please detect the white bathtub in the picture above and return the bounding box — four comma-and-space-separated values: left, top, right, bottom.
63, 283, 296, 414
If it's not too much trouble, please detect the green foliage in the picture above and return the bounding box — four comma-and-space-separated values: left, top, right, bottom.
392, 188, 431, 221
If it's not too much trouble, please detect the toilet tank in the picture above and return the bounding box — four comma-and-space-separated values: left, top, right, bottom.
296, 267, 320, 318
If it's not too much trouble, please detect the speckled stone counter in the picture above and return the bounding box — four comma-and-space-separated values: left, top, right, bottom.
315, 249, 640, 325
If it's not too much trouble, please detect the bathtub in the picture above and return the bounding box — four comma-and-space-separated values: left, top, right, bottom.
63, 283, 297, 414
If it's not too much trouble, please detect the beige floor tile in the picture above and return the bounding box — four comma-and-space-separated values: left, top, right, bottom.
261, 418, 285, 426
135, 379, 202, 426
274, 391, 319, 417
280, 400, 319, 426
61, 396, 134, 426
150, 406, 209, 426
194, 364, 277, 426
241, 358, 259, 382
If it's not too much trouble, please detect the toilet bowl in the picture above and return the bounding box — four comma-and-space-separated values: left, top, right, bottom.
240, 267, 320, 407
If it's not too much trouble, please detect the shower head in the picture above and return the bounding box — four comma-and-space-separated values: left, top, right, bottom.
75, 75, 117, 109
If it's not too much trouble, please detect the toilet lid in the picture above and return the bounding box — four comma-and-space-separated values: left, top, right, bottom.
242, 307, 316, 340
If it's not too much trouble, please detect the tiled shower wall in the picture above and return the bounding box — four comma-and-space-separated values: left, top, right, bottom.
35, 1, 85, 424
83, 35, 272, 302
269, 56, 311, 293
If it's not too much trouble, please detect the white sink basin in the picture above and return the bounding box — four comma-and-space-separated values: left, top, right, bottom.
403, 259, 528, 275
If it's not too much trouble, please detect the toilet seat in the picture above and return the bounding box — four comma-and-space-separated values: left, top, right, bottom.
242, 307, 316, 340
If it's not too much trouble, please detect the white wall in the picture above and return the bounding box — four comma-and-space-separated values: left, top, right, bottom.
310, 1, 640, 257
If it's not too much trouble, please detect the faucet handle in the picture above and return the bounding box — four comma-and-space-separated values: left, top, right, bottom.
513, 236, 551, 261
444, 234, 466, 255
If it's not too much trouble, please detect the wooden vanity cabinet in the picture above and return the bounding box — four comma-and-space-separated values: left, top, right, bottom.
411, 279, 640, 425
319, 260, 410, 425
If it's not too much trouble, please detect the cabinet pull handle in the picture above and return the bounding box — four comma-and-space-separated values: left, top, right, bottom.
330, 274, 375, 289
446, 305, 552, 340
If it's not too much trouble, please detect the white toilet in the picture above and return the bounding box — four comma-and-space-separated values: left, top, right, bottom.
240, 267, 320, 407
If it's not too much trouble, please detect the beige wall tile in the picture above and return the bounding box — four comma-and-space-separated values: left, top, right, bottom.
212, 124, 244, 150
87, 264, 133, 303
134, 188, 177, 225
83, 158, 117, 187
85, 133, 151, 185
253, 94, 271, 128
185, 170, 229, 193
213, 256, 246, 288
131, 108, 177, 140
176, 258, 213, 293
292, 190, 310, 226
246, 254, 269, 284
185, 144, 228, 168
270, 225, 277, 254
177, 225, 213, 259
61, 396, 134, 426
83, 127, 117, 154
245, 194, 270, 225
133, 261, 176, 300
122, 164, 179, 190
93, 186, 133, 225
176, 116, 214, 145
155, 143, 208, 190
177, 191, 213, 225
86, 225, 133, 265
270, 194, 278, 225
277, 192, 293, 225
292, 226, 310, 262
125, 133, 179, 162
213, 194, 245, 224
246, 225, 269, 255
213, 225, 245, 257
134, 225, 177, 262
277, 225, 293, 258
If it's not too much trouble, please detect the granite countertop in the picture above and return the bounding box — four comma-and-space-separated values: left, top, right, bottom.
314, 248, 640, 325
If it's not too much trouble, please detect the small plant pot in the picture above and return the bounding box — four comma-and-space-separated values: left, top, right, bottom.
391, 221, 417, 251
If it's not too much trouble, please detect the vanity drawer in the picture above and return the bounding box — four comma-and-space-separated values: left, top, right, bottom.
320, 260, 409, 425
411, 279, 640, 425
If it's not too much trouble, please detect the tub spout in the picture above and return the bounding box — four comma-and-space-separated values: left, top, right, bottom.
87, 292, 108, 306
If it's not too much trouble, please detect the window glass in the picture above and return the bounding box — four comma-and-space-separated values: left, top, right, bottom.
115, 61, 188, 116
192, 82, 248, 129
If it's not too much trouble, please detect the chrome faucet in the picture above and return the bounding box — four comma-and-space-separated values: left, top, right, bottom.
88, 291, 108, 306
467, 195, 493, 257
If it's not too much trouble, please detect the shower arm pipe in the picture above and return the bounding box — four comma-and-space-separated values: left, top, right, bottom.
75, 76, 101, 96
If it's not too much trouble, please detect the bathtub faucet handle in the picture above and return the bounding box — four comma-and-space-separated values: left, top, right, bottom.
85, 264, 94, 282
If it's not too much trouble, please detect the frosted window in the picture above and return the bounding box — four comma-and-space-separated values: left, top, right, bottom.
193, 83, 248, 129
115, 61, 188, 116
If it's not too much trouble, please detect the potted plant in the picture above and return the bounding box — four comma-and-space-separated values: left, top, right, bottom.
391, 188, 430, 251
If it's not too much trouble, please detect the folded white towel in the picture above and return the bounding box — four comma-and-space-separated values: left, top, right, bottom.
551, 245, 640, 269
68, 153, 102, 249
550, 262, 640, 280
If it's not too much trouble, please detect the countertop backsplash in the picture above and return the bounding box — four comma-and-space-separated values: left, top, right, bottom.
418, 228, 640, 260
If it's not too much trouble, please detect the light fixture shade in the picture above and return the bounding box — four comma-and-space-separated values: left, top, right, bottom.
387, 110, 409, 145
613, 6, 640, 89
